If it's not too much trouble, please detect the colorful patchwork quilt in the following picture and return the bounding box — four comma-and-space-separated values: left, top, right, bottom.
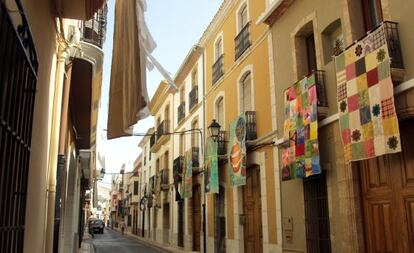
334, 31, 401, 162
282, 74, 321, 181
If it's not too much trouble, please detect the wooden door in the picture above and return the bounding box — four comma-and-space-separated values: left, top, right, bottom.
359, 120, 414, 253
177, 201, 184, 247
193, 185, 201, 251
243, 167, 263, 253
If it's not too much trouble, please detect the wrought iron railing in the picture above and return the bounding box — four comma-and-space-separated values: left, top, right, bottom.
375, 21, 403, 69
312, 70, 328, 107
80, 4, 108, 48
235, 22, 251, 60
160, 169, 169, 189
245, 111, 257, 141
191, 147, 200, 168
150, 133, 156, 148
177, 102, 185, 123
217, 131, 227, 156
0, 1, 38, 252
156, 120, 169, 140
212, 55, 224, 84
189, 85, 198, 110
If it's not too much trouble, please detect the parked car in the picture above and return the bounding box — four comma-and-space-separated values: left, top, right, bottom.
89, 219, 105, 234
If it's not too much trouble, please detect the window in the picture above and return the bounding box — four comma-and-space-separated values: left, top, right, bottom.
156, 159, 160, 173
180, 133, 185, 155
306, 34, 317, 75
149, 145, 151, 161
362, 0, 383, 31
216, 97, 224, 127
321, 19, 343, 63
134, 181, 138, 195
215, 37, 223, 61
144, 147, 147, 165
180, 86, 185, 103
240, 72, 252, 112
164, 151, 169, 169
191, 120, 199, 147
238, 3, 248, 31
192, 68, 198, 87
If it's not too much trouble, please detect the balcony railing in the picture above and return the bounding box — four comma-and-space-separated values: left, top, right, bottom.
156, 120, 169, 140
381, 21, 403, 70
217, 131, 227, 156
160, 169, 169, 191
312, 70, 328, 107
212, 55, 224, 84
150, 133, 156, 148
189, 85, 198, 110
178, 102, 186, 123
191, 147, 200, 168
80, 5, 108, 48
235, 22, 251, 60
245, 111, 257, 141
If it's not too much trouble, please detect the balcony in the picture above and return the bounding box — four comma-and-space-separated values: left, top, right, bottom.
189, 86, 199, 110
177, 102, 186, 123
160, 169, 170, 191
80, 5, 108, 48
217, 131, 227, 156
245, 111, 257, 141
310, 70, 329, 119
150, 120, 170, 153
150, 133, 156, 149
235, 22, 251, 60
374, 21, 404, 83
212, 55, 224, 84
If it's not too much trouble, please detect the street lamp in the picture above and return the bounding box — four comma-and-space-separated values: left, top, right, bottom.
208, 119, 221, 141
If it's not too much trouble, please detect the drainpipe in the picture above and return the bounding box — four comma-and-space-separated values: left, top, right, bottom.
54, 63, 73, 253
201, 49, 207, 253
45, 44, 67, 253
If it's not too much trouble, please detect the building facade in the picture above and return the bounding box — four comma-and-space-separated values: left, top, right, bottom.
260, 0, 414, 252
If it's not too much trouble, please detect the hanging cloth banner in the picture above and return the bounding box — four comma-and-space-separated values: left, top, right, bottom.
228, 114, 247, 187
155, 173, 161, 207
205, 137, 219, 194
173, 156, 183, 201
281, 74, 321, 181
181, 150, 193, 198
334, 26, 401, 162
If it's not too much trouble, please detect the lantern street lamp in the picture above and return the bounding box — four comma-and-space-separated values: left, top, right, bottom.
208, 119, 221, 141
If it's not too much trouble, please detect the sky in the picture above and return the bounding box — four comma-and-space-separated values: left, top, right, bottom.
97, 0, 222, 184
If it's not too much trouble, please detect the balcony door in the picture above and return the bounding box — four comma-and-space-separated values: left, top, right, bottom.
240, 71, 252, 113
192, 184, 202, 251
359, 119, 414, 253
362, 0, 383, 31
306, 33, 317, 75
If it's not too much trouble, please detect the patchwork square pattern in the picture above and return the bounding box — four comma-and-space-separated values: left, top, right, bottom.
282, 74, 321, 181
334, 32, 401, 162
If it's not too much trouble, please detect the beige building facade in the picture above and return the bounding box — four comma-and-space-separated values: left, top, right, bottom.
260, 0, 414, 252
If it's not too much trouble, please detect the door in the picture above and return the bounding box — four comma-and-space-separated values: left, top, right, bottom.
243, 166, 263, 253
193, 184, 201, 251
215, 185, 226, 253
177, 201, 184, 247
359, 120, 414, 253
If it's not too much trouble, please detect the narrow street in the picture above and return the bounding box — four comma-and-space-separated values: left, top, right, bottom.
93, 229, 166, 253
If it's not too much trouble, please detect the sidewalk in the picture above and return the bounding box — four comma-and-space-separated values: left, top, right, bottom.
77, 228, 95, 253
110, 227, 191, 253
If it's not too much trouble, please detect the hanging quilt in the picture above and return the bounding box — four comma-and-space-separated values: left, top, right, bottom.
181, 150, 193, 198
281, 74, 321, 181
205, 137, 219, 194
334, 30, 401, 162
228, 114, 247, 187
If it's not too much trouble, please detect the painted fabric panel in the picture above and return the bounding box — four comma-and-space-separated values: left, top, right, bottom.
334, 32, 401, 162
228, 114, 247, 187
205, 137, 219, 194
281, 74, 321, 181
181, 150, 193, 198
155, 173, 161, 207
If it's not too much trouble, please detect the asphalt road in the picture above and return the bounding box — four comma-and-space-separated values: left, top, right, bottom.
92, 228, 166, 253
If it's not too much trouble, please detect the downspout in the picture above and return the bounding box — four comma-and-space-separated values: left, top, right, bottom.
201, 49, 207, 253
45, 46, 67, 253
55, 63, 73, 253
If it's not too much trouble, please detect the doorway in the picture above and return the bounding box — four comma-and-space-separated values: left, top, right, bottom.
359, 120, 414, 253
243, 166, 263, 253
177, 201, 184, 247
192, 184, 201, 251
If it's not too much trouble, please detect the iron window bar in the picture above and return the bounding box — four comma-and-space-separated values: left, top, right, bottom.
235, 22, 251, 60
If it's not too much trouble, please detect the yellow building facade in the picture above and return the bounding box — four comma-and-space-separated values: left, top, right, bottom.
201, 1, 280, 252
